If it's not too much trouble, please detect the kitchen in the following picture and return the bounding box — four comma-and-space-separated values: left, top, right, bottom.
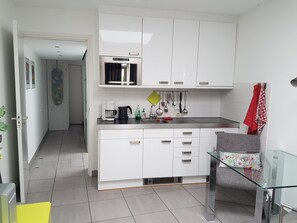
1, 0, 297, 222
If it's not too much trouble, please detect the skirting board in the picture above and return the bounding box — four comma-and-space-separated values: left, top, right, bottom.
98, 179, 143, 190
183, 176, 207, 184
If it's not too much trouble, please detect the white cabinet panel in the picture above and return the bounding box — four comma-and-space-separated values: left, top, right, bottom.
197, 22, 237, 87
144, 129, 174, 138
174, 128, 200, 138
99, 138, 143, 181
199, 128, 238, 175
142, 17, 173, 86
174, 138, 199, 148
99, 14, 142, 57
173, 157, 199, 177
143, 138, 173, 178
172, 19, 199, 87
174, 147, 199, 157
100, 129, 143, 139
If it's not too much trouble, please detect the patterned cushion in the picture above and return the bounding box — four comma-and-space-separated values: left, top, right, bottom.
219, 152, 261, 170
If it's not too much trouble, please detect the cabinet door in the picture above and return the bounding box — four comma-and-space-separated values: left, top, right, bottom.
99, 14, 142, 57
143, 138, 173, 178
199, 128, 238, 175
172, 19, 199, 87
197, 22, 237, 87
99, 138, 143, 181
142, 17, 173, 86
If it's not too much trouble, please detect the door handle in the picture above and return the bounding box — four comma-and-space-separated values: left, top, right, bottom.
11, 116, 28, 120
182, 141, 192, 145
161, 140, 171, 143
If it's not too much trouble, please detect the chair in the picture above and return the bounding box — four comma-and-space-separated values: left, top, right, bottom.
279, 204, 297, 223
216, 132, 261, 191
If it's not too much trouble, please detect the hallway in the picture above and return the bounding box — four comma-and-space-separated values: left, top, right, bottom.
26, 125, 258, 223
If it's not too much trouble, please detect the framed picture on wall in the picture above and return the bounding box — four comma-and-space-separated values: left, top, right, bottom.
31, 61, 35, 89
25, 58, 30, 89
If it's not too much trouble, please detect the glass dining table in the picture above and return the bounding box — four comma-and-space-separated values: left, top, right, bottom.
204, 150, 297, 223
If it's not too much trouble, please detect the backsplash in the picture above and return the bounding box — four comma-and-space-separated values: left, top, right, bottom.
97, 87, 223, 119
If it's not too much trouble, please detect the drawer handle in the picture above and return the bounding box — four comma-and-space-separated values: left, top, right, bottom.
199, 82, 209, 85
182, 159, 192, 163
182, 141, 192, 145
182, 151, 192, 155
215, 131, 225, 135
161, 140, 172, 143
130, 141, 141, 145
159, 81, 169, 85
174, 81, 184, 85
129, 52, 139, 56
182, 132, 192, 135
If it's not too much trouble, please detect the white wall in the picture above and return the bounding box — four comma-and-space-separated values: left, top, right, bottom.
23, 44, 48, 162
235, 0, 297, 206
0, 0, 19, 183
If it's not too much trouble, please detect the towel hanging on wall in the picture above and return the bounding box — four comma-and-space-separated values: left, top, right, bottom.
244, 83, 267, 134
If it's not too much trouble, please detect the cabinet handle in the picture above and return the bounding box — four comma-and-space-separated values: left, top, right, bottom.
129, 52, 139, 56
182, 141, 192, 145
182, 159, 192, 163
130, 140, 141, 145
159, 81, 169, 85
182, 151, 192, 155
174, 81, 184, 85
182, 132, 192, 135
199, 82, 209, 85
215, 131, 225, 135
161, 140, 172, 143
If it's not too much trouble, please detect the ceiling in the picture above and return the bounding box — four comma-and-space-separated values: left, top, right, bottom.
23, 38, 87, 61
13, 0, 267, 16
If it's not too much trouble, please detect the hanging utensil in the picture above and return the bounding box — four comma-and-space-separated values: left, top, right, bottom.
172, 92, 177, 106
161, 91, 165, 107
179, 92, 183, 113
164, 94, 169, 113
183, 92, 188, 114
156, 93, 163, 116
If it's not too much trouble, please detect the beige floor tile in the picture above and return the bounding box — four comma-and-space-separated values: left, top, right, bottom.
134, 211, 178, 223
27, 179, 54, 193
54, 175, 86, 191
52, 187, 88, 206
26, 191, 52, 204
87, 187, 123, 202
122, 187, 154, 197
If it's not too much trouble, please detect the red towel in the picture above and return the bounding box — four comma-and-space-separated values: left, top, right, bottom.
256, 84, 267, 132
244, 84, 261, 134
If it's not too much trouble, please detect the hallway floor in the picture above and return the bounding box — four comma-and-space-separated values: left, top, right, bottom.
27, 125, 260, 223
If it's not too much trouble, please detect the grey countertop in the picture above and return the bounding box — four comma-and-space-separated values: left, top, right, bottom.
97, 117, 240, 130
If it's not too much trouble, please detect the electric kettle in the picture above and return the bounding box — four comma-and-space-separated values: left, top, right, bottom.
118, 106, 132, 120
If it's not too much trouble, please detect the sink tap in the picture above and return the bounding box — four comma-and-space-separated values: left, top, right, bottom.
149, 105, 157, 119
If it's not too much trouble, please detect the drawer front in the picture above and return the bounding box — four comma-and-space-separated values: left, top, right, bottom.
174, 128, 200, 138
174, 138, 199, 148
173, 157, 199, 177
144, 129, 174, 138
174, 147, 199, 157
200, 128, 238, 137
100, 129, 143, 139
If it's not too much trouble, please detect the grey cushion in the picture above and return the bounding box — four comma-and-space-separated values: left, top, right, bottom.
215, 133, 260, 191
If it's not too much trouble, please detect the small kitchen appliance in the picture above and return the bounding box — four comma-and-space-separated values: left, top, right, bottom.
100, 56, 142, 86
102, 101, 117, 121
118, 106, 132, 120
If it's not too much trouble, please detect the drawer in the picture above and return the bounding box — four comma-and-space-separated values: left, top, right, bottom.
174, 138, 199, 148
174, 128, 200, 138
100, 129, 143, 139
200, 128, 238, 137
144, 129, 174, 138
173, 156, 199, 177
174, 147, 199, 157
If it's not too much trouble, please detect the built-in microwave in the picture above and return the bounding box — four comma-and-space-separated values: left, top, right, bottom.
100, 56, 142, 86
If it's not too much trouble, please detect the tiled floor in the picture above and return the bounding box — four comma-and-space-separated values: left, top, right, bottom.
27, 125, 259, 223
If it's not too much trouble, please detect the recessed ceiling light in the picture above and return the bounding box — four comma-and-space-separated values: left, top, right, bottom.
55, 46, 60, 48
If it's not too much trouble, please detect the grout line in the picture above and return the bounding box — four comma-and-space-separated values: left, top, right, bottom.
121, 189, 137, 223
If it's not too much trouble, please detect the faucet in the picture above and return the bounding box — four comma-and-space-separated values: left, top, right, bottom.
149, 105, 157, 119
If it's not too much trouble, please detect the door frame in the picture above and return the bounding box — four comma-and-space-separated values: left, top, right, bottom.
19, 32, 94, 176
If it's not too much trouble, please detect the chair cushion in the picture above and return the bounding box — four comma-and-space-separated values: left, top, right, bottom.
219, 152, 261, 170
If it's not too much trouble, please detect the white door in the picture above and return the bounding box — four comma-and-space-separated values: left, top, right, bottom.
69, 64, 83, 125
12, 20, 29, 203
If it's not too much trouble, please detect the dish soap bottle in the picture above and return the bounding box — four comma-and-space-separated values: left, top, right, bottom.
141, 108, 146, 120
135, 105, 141, 120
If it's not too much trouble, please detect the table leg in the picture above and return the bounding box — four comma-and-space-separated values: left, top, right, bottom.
255, 188, 271, 223
204, 156, 217, 221
271, 188, 281, 215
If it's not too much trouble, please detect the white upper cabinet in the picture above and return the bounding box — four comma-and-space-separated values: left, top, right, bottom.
142, 17, 173, 86
197, 22, 237, 87
99, 14, 142, 57
172, 19, 199, 87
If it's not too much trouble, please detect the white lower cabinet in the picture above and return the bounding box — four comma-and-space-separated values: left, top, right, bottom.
143, 129, 174, 178
99, 130, 143, 181
173, 157, 199, 176
198, 128, 238, 176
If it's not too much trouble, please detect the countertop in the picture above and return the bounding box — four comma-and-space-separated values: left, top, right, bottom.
97, 117, 240, 130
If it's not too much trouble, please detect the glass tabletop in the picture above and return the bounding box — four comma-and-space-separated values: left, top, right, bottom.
208, 150, 297, 189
